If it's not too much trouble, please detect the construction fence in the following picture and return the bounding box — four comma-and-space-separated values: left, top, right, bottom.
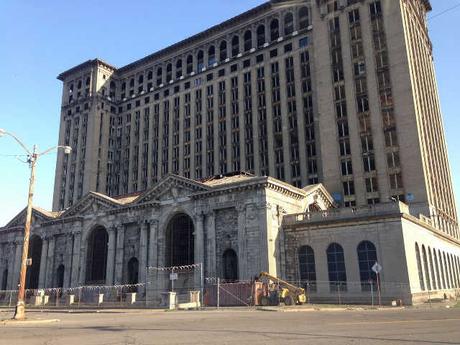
1, 271, 459, 309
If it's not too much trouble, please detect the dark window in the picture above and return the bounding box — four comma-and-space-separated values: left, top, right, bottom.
208, 45, 216, 66
166, 214, 194, 266
244, 30, 252, 52
127, 257, 139, 285
86, 227, 108, 284
186, 55, 193, 74
299, 7, 310, 29
357, 241, 378, 291
232, 35, 240, 57
299, 245, 317, 291
243, 59, 251, 68
327, 243, 347, 291
270, 19, 280, 41
284, 43, 293, 53
256, 54, 264, 63
257, 25, 265, 47
270, 49, 278, 58
220, 40, 228, 61
222, 249, 238, 281
284, 12, 294, 35
231, 64, 238, 73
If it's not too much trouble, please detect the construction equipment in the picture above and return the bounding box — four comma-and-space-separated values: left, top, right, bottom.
254, 272, 307, 306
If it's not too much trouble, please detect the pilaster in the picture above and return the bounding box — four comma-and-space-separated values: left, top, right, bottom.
105, 226, 116, 286
45, 235, 55, 288
38, 238, 49, 288
114, 225, 125, 284
71, 230, 82, 287
139, 221, 149, 285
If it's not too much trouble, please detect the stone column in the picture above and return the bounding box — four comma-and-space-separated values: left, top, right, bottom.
70, 231, 81, 287
78, 232, 86, 286
105, 227, 116, 286
194, 213, 205, 289
12, 240, 23, 290
139, 222, 149, 285
38, 238, 49, 288
114, 225, 125, 284
148, 220, 158, 268
206, 211, 216, 278
237, 205, 247, 279
45, 236, 55, 288
63, 234, 74, 288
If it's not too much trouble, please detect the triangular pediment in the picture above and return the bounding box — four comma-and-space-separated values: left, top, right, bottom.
4, 207, 56, 229
303, 183, 335, 211
135, 174, 211, 204
61, 192, 121, 218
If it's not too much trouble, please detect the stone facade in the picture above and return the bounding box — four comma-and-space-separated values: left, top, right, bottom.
1, 173, 459, 305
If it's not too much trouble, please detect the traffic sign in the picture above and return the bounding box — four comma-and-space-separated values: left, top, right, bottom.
372, 262, 382, 274
169, 273, 178, 281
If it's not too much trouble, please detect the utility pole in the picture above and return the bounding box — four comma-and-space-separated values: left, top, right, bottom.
0, 128, 71, 320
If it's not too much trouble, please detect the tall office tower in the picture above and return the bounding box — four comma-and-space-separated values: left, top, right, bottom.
52, 0, 458, 237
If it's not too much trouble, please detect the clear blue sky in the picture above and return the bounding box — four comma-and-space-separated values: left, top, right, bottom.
0, 0, 459, 226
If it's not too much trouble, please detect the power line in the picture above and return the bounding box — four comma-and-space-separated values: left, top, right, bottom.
428, 3, 460, 21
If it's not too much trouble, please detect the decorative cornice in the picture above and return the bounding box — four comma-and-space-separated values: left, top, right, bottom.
57, 59, 117, 81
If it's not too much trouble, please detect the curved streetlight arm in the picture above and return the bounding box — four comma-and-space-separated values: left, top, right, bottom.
38, 145, 72, 157
0, 129, 31, 155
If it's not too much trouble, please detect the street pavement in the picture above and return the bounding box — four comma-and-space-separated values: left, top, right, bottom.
1, 306, 460, 344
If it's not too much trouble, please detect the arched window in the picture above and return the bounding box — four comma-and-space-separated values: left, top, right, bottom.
448, 254, 454, 289
121, 82, 126, 91
284, 12, 294, 36
156, 67, 163, 86
415, 243, 425, 291
222, 249, 238, 281
327, 243, 347, 291
270, 19, 280, 42
138, 74, 144, 84
147, 71, 153, 80
298, 245, 316, 291
85, 77, 90, 86
166, 214, 194, 266
357, 241, 378, 291
127, 257, 139, 285
77, 80, 82, 89
257, 25, 265, 47
232, 35, 240, 57
433, 250, 442, 290
244, 30, 252, 52
422, 245, 431, 290
2, 268, 8, 291
186, 55, 193, 74
428, 247, 437, 290
86, 227, 108, 284
208, 45, 216, 66
219, 40, 227, 61
26, 235, 42, 290
197, 50, 204, 71
166, 63, 172, 82
129, 78, 134, 88
444, 252, 451, 288
56, 265, 65, 288
439, 250, 447, 289
176, 59, 183, 79
298, 7, 310, 30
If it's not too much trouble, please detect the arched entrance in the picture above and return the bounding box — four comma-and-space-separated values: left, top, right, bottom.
127, 257, 139, 285
86, 227, 108, 284
166, 214, 194, 267
26, 235, 42, 289
222, 249, 238, 281
56, 265, 65, 288
2, 268, 8, 291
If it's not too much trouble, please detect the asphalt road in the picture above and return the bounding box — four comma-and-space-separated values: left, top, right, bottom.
1, 307, 460, 345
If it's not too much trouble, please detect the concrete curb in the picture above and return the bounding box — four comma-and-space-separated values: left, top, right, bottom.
1, 318, 60, 326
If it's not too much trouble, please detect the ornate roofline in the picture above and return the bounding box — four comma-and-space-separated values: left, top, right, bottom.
57, 59, 117, 81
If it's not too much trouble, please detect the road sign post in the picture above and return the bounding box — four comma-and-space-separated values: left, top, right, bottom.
372, 262, 383, 306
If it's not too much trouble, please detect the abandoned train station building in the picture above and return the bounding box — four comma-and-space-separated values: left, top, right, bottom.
1, 0, 460, 305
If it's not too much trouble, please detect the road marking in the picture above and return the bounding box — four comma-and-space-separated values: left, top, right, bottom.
333, 318, 460, 326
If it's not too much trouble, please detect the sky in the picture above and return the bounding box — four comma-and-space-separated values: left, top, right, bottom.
0, 0, 459, 227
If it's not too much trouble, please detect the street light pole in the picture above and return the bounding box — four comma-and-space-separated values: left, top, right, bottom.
0, 129, 71, 320
14, 146, 37, 320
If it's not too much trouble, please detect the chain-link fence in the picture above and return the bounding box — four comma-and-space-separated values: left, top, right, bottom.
1, 277, 459, 309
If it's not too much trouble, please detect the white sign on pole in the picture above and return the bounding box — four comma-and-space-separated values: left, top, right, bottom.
372, 262, 382, 274
169, 273, 178, 281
